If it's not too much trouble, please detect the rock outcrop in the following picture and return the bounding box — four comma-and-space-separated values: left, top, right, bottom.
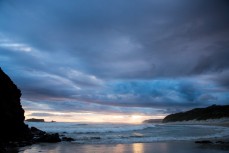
30, 127, 61, 143
0, 67, 68, 152
163, 105, 229, 123
0, 68, 31, 142
26, 118, 45, 122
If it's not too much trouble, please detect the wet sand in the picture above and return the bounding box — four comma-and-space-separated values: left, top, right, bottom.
18, 141, 229, 153
15, 122, 229, 153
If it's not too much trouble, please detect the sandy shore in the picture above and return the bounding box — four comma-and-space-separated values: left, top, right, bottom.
9, 122, 229, 153
16, 140, 228, 153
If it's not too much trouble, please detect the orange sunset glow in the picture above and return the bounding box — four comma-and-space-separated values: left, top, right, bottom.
25, 110, 164, 124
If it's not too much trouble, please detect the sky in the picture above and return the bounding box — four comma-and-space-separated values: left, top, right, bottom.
0, 0, 229, 123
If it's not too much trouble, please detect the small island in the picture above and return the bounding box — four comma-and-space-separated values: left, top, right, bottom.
25, 118, 45, 122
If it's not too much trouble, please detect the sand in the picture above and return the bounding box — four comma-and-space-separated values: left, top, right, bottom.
16, 141, 228, 153
14, 122, 229, 153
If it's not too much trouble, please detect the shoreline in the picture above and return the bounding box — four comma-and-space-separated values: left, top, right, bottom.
9, 122, 229, 153
10, 133, 229, 153
18, 140, 229, 153
163, 118, 229, 127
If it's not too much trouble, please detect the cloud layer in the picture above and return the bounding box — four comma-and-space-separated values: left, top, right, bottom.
0, 0, 229, 120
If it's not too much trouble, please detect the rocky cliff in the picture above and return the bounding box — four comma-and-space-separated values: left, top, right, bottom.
163, 105, 229, 123
0, 68, 72, 152
0, 68, 31, 142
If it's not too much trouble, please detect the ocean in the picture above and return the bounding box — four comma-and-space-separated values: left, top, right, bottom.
26, 122, 229, 144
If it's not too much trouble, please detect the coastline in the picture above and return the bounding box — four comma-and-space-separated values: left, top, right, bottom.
164, 118, 229, 127
17, 122, 229, 153
18, 140, 229, 153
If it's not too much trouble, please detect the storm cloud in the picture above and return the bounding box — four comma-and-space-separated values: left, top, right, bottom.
0, 0, 229, 119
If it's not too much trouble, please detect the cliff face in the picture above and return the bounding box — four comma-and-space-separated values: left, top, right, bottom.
163, 105, 229, 123
0, 68, 31, 142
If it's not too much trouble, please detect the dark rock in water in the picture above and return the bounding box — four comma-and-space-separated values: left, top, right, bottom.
31, 126, 61, 143
91, 137, 101, 140
36, 133, 61, 143
215, 141, 228, 144
195, 140, 229, 150
0, 67, 32, 142
195, 140, 213, 144
163, 105, 229, 123
26, 118, 45, 122
31, 127, 46, 136
215, 141, 224, 144
62, 137, 75, 142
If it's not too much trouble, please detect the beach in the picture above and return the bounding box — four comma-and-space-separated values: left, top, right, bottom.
13, 121, 229, 153
18, 140, 229, 153
1, 0, 229, 152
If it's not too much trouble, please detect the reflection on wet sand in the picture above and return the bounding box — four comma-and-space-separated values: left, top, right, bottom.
19, 141, 228, 153
157, 143, 168, 153
132, 142, 167, 153
132, 143, 144, 153
115, 144, 125, 153
21, 143, 61, 153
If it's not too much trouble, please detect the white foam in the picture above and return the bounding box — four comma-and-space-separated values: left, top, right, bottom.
71, 124, 155, 134
73, 128, 229, 144
26, 122, 156, 133
26, 122, 229, 144
167, 117, 229, 124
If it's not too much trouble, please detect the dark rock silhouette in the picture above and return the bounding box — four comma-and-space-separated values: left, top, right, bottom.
30, 127, 61, 143
61, 137, 75, 142
0, 67, 31, 142
26, 118, 45, 122
0, 67, 69, 152
163, 105, 229, 123
195, 140, 213, 144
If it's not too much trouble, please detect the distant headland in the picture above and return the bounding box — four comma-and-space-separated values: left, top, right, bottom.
162, 105, 229, 123
143, 105, 229, 123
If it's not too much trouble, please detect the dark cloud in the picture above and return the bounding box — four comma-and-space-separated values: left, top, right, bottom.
1, 0, 229, 79
0, 0, 229, 117
193, 44, 229, 74
211, 70, 229, 89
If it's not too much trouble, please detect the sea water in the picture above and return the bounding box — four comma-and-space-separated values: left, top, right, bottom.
26, 122, 229, 144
